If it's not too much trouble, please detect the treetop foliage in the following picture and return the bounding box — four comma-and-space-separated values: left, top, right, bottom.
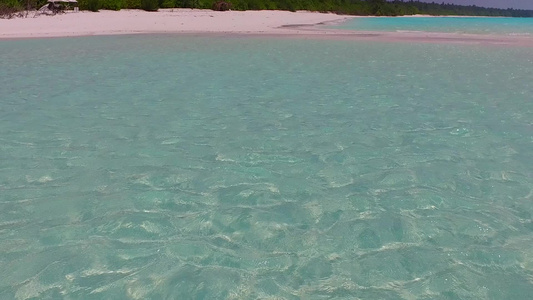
2, 0, 532, 17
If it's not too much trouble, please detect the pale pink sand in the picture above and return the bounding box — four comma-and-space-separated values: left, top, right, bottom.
1, 9, 532, 46
0, 9, 350, 39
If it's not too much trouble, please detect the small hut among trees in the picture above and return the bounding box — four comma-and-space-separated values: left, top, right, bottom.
37, 0, 78, 15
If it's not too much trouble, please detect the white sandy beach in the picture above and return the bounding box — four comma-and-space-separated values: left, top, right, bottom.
1, 9, 532, 46
0, 9, 351, 39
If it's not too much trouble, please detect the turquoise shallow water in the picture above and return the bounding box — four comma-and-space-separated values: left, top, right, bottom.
1, 35, 533, 299
329, 17, 533, 35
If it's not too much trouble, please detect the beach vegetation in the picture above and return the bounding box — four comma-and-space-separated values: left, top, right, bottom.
123, 0, 141, 8
141, 0, 158, 10
212, 1, 231, 11
77, 0, 100, 11
2, 0, 533, 17
87, 0, 100, 11
0, 0, 23, 18
178, 0, 200, 8
160, 0, 175, 8
100, 0, 123, 10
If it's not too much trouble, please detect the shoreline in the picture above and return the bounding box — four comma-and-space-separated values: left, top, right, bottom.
0, 9, 353, 39
1, 9, 532, 46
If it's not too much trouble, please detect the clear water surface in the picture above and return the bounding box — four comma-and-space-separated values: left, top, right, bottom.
329, 16, 533, 35
1, 35, 532, 299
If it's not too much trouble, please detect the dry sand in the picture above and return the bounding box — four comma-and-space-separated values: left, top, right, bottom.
1, 9, 532, 46
0, 9, 350, 38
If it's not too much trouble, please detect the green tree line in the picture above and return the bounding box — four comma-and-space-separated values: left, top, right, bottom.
2, 0, 532, 17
